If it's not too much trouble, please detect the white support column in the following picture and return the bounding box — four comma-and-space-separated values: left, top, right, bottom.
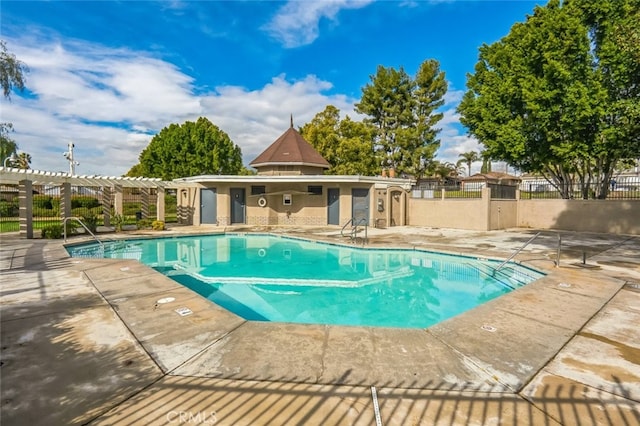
19, 180, 33, 239
102, 186, 112, 227
113, 185, 123, 216
156, 186, 165, 222
60, 182, 72, 220
141, 188, 150, 220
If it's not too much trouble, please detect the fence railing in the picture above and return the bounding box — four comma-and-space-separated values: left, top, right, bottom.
0, 184, 177, 233
411, 182, 516, 200
411, 177, 640, 201
412, 184, 483, 199
520, 177, 640, 200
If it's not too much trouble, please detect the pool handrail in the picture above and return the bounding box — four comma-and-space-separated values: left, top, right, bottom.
341, 218, 368, 245
63, 216, 104, 249
493, 231, 560, 273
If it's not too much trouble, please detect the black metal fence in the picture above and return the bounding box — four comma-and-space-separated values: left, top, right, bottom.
0, 185, 177, 233
411, 182, 516, 199
520, 177, 640, 200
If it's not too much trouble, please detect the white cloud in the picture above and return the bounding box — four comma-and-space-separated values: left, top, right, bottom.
3, 36, 481, 178
434, 85, 483, 173
3, 37, 357, 176
263, 0, 374, 48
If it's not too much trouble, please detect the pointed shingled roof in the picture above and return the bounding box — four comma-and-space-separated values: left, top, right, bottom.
249, 123, 330, 169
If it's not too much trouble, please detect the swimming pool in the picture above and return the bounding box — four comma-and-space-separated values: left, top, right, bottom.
67, 234, 544, 328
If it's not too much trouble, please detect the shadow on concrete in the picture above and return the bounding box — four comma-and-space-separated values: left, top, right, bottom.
0, 295, 162, 426
89, 372, 640, 425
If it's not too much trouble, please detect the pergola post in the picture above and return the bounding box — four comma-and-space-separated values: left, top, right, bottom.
60, 182, 72, 220
113, 185, 123, 216
156, 186, 165, 222
102, 186, 112, 227
19, 179, 33, 239
141, 188, 150, 220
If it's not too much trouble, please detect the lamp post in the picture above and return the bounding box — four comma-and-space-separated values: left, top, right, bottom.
63, 142, 79, 175
3, 152, 18, 168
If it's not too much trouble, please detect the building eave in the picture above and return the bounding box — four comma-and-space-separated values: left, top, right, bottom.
0, 167, 168, 188
250, 161, 330, 169
172, 174, 416, 190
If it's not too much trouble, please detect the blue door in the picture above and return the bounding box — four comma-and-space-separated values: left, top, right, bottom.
200, 188, 217, 224
230, 188, 246, 224
351, 188, 370, 225
327, 188, 340, 225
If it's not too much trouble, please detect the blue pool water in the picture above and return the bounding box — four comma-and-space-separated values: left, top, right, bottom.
67, 234, 544, 328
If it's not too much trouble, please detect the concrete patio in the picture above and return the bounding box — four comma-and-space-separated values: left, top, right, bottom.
1, 226, 638, 425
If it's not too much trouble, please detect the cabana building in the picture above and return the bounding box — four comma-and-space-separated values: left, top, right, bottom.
174, 123, 414, 228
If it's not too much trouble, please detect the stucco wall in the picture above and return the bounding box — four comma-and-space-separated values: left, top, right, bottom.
489, 200, 518, 230
408, 198, 490, 231
178, 182, 639, 234
517, 199, 640, 234
178, 182, 379, 227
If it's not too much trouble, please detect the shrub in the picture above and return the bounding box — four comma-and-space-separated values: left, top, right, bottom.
41, 224, 64, 239
34, 208, 57, 218
33, 195, 53, 209
137, 219, 152, 230
71, 196, 100, 209
123, 202, 141, 215
112, 214, 124, 232
151, 220, 165, 231
165, 195, 177, 214
0, 200, 18, 217
81, 213, 99, 233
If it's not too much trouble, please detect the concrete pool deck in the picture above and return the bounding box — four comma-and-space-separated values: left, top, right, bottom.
1, 226, 639, 425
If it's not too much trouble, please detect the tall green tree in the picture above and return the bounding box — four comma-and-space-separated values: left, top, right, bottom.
300, 105, 379, 175
355, 59, 447, 177
1, 41, 30, 166
459, 0, 639, 198
1, 40, 27, 100
568, 0, 640, 195
459, 1, 607, 198
127, 117, 244, 180
456, 151, 480, 176
1, 123, 18, 164
426, 161, 459, 184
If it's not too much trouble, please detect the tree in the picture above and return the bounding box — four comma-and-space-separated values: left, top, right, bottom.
1, 41, 31, 166
1, 40, 28, 100
458, 0, 639, 199
427, 161, 458, 184
299, 105, 379, 175
568, 0, 640, 197
1, 123, 18, 163
456, 151, 480, 176
17, 152, 31, 169
480, 150, 492, 174
127, 117, 244, 180
355, 59, 448, 177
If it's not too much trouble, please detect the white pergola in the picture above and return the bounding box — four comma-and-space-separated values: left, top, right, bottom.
0, 166, 170, 188
0, 167, 179, 238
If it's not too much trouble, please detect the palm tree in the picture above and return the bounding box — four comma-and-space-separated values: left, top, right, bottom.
433, 161, 457, 184
457, 151, 480, 176
477, 150, 494, 174
17, 152, 31, 169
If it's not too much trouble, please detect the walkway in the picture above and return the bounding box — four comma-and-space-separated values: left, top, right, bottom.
1, 226, 638, 425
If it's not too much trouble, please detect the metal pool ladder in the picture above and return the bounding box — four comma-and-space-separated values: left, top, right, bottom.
341, 218, 368, 245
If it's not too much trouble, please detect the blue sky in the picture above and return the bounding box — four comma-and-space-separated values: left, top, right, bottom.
1, 0, 542, 176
